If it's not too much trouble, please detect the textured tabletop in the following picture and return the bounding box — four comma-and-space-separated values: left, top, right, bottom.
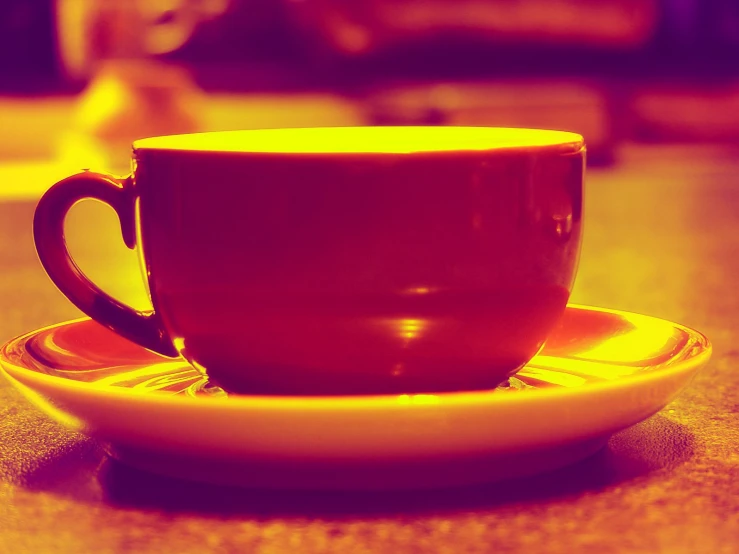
1, 143, 738, 553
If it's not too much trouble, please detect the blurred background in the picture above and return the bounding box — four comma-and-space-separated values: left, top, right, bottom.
1, 0, 738, 315
2, 0, 739, 182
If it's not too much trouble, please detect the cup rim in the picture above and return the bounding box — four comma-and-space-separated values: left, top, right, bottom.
132, 126, 585, 156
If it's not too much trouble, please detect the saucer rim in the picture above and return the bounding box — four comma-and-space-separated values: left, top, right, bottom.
0, 304, 712, 412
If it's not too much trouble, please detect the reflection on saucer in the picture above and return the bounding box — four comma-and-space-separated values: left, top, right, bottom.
14, 304, 706, 397
0, 305, 711, 490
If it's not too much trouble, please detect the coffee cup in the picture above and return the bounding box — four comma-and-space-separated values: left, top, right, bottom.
34, 127, 584, 395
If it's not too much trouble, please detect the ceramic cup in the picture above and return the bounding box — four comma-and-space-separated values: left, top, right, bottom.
34, 127, 584, 395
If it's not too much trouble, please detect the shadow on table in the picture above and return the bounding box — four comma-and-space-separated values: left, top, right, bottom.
87, 414, 694, 518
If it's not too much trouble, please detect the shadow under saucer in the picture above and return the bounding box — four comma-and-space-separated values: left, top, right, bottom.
93, 414, 694, 517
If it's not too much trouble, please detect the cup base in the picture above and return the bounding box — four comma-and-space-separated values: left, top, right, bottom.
201, 360, 527, 396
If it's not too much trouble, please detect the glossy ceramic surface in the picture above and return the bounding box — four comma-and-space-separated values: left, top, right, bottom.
0, 305, 711, 490
34, 127, 584, 394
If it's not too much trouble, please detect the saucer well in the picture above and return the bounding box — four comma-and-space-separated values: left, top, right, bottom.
0, 305, 711, 490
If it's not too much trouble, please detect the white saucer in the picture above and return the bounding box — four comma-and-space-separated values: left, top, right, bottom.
0, 305, 711, 490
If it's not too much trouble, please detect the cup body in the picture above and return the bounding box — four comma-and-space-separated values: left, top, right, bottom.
129, 127, 584, 394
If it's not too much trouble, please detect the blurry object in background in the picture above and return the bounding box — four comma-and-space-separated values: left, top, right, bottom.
3, 0, 739, 94
288, 0, 660, 61
2, 0, 739, 191
631, 83, 739, 143
58, 60, 204, 174
54, 0, 229, 171
72, 61, 202, 141
55, 0, 302, 91
56, 0, 231, 80
630, 0, 739, 145
0, 91, 366, 199
369, 81, 615, 164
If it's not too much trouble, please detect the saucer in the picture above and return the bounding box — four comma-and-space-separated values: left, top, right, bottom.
0, 305, 711, 490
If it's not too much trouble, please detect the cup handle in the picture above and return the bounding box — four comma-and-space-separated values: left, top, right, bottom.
33, 171, 177, 357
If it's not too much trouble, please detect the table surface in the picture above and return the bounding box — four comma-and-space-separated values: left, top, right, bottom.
1, 143, 738, 554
